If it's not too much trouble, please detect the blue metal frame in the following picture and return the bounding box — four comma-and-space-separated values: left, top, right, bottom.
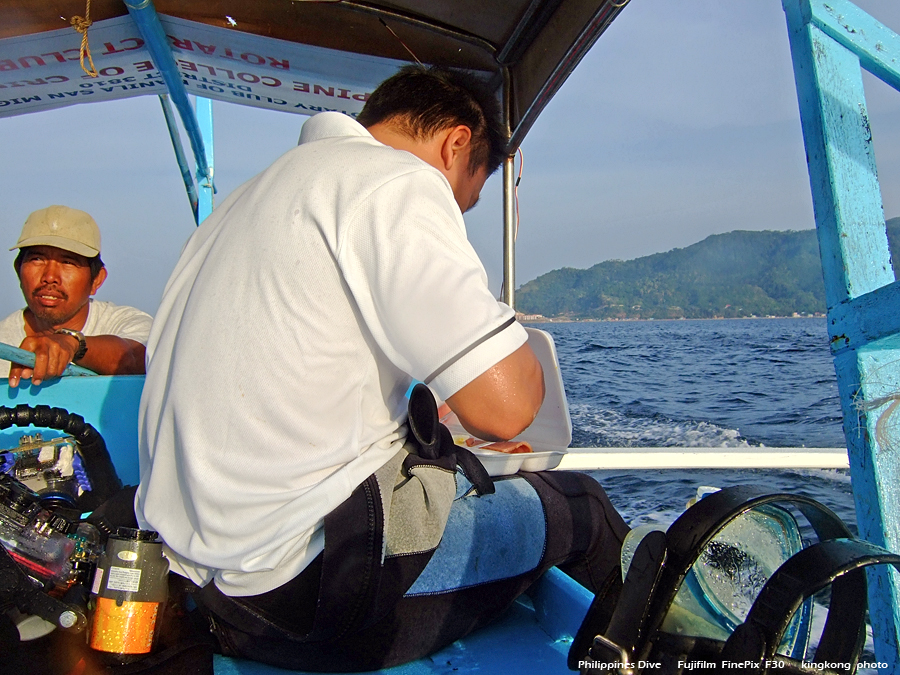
196, 96, 215, 223
125, 0, 215, 224
158, 94, 199, 222
783, 0, 900, 667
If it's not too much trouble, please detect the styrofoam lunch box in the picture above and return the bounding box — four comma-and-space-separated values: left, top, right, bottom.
442, 327, 572, 476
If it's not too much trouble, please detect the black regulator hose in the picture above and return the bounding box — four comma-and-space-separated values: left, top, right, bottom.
0, 404, 122, 510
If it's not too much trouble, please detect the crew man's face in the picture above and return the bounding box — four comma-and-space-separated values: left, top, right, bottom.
18, 245, 104, 326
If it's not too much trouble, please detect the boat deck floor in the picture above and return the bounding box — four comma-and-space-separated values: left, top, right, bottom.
212, 568, 591, 675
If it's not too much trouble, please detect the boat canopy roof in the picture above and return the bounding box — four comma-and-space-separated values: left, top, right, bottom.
0, 0, 628, 150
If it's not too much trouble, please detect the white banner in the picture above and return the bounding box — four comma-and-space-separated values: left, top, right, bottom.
0, 15, 407, 118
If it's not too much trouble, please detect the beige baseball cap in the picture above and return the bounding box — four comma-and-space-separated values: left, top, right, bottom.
10, 205, 101, 258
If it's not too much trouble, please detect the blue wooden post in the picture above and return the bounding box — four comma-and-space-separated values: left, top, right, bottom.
125, 0, 212, 207
158, 95, 199, 223
195, 96, 215, 223
783, 0, 900, 667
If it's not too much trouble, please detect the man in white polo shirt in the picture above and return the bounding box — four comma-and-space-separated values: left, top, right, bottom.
0, 205, 151, 386
136, 66, 627, 671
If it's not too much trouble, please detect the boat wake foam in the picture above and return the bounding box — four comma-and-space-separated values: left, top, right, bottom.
569, 403, 754, 448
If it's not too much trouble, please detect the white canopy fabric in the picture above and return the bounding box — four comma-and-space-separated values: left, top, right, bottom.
0, 0, 629, 149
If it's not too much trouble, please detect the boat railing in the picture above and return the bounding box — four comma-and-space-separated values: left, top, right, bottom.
562, 446, 848, 471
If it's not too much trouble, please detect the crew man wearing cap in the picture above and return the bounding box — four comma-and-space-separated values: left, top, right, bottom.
0, 205, 152, 387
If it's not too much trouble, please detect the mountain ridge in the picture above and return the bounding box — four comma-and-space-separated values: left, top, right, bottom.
515, 217, 900, 320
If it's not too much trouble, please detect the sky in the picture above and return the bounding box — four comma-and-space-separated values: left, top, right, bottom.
1, 0, 900, 318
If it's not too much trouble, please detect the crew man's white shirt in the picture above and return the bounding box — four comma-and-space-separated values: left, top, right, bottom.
0, 299, 152, 375
136, 112, 527, 597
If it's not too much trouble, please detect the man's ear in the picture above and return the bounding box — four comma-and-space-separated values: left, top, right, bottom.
90, 267, 108, 295
439, 125, 473, 171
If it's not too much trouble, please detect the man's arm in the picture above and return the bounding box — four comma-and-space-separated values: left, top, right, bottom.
446, 343, 545, 442
8, 334, 146, 387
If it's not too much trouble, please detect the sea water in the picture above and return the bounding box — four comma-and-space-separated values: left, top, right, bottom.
539, 317, 852, 519
544, 317, 842, 449
540, 318, 880, 665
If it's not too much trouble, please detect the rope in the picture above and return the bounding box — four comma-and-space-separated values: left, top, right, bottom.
379, 18, 423, 67
70, 0, 98, 78
852, 359, 900, 453
856, 393, 900, 453
515, 147, 524, 241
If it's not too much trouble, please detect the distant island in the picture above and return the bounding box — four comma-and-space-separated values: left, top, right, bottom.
515, 217, 900, 321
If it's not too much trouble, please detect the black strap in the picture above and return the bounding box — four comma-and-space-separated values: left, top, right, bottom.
440, 423, 495, 496
408, 384, 441, 460
568, 572, 623, 670
583, 530, 667, 671
637, 486, 852, 663
721, 538, 900, 672
0, 403, 122, 509
573, 485, 859, 672
407, 384, 494, 495
86, 484, 140, 541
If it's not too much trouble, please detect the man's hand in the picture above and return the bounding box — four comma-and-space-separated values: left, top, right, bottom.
8, 333, 79, 387
446, 343, 545, 441
7, 335, 146, 388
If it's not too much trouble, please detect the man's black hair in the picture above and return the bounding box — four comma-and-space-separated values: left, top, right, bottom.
357, 65, 507, 175
14, 247, 105, 281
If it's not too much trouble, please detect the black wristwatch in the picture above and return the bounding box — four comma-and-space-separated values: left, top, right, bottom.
54, 328, 88, 361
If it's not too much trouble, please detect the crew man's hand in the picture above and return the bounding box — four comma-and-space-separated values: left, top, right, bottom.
8, 333, 80, 388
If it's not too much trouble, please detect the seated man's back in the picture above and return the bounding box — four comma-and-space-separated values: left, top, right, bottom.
136, 66, 628, 672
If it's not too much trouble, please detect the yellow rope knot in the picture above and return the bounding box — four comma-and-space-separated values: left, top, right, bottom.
70, 0, 98, 78
70, 16, 91, 32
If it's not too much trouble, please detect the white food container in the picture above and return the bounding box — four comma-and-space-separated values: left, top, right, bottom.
457, 328, 572, 476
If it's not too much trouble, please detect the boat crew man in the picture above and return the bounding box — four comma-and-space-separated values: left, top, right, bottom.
0, 205, 152, 386
137, 66, 628, 671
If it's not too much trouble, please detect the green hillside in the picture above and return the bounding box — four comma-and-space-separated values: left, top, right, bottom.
516, 217, 900, 320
